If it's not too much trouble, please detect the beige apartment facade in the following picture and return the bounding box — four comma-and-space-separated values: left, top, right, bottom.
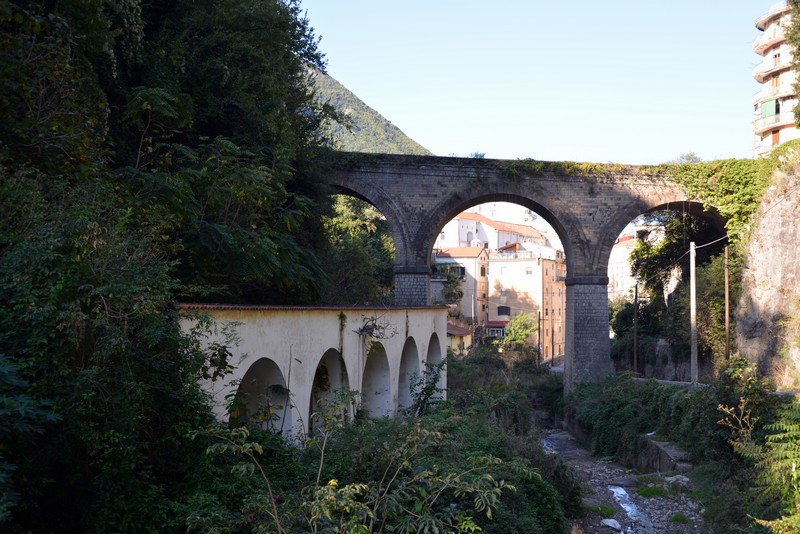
487, 247, 566, 359
432, 246, 489, 323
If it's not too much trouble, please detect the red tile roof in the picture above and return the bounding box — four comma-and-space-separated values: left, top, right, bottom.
436, 247, 488, 259
446, 324, 472, 336
458, 211, 544, 239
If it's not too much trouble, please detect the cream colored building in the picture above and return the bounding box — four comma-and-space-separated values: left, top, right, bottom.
432, 246, 489, 323
487, 246, 566, 359
753, 1, 800, 157
607, 233, 637, 300
434, 211, 549, 250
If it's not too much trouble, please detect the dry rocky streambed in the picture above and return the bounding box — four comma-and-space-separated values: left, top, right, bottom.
541, 429, 706, 533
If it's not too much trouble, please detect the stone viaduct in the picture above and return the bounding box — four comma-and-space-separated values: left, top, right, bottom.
181, 154, 724, 436
328, 153, 723, 392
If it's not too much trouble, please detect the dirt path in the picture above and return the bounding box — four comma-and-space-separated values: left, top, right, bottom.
542, 429, 707, 533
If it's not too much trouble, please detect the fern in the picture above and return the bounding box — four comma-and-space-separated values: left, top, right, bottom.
736, 399, 800, 524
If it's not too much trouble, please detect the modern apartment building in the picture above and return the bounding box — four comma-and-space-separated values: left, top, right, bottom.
753, 1, 800, 157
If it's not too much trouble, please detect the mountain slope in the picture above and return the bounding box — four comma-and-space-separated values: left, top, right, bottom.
310, 68, 433, 156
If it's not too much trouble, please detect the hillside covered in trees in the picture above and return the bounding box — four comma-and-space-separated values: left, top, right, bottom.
310, 68, 433, 156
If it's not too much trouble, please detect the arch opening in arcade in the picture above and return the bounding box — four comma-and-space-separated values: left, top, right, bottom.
426, 332, 445, 393
607, 204, 727, 383
361, 342, 393, 418
309, 348, 351, 435
397, 337, 420, 413
232, 357, 291, 434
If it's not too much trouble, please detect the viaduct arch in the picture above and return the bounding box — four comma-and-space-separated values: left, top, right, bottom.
329, 153, 724, 391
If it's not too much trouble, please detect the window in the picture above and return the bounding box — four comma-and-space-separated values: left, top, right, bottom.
440, 231, 445, 239
497, 305, 511, 316
762, 98, 777, 119
526, 266, 533, 275
774, 52, 781, 67
480, 266, 486, 277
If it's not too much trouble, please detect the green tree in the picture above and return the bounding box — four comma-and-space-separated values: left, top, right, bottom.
0, 0, 335, 530
319, 195, 395, 305
502, 313, 538, 352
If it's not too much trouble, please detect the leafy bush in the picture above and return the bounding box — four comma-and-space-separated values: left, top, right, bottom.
567, 358, 791, 532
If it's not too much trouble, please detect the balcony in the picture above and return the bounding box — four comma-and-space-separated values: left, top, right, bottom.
753, 111, 796, 135
753, 58, 793, 83
753, 143, 775, 157
756, 2, 791, 31
752, 27, 786, 55
752, 84, 795, 104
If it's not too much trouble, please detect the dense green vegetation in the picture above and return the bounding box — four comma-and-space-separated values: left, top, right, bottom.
319, 195, 395, 305
173, 352, 579, 533
566, 359, 800, 533
0, 0, 394, 530
608, 143, 800, 379
311, 68, 433, 156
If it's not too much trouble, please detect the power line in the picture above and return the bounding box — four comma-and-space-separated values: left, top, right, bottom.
639, 234, 728, 285
694, 234, 728, 250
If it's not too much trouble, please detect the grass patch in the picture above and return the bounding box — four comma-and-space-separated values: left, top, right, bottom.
670, 513, 690, 524
635, 486, 669, 498
587, 505, 615, 518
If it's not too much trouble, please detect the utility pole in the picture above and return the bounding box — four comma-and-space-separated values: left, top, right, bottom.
633, 283, 639, 375
725, 245, 730, 360
537, 311, 542, 363
690, 241, 698, 383
550, 309, 555, 366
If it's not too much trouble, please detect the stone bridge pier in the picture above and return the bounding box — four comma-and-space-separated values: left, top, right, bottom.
330, 154, 720, 392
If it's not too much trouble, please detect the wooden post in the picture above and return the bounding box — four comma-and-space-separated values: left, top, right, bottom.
690, 242, 698, 383
537, 311, 542, 364
633, 283, 639, 375
725, 245, 730, 360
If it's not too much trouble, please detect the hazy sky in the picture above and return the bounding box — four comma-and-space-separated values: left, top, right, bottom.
300, 1, 773, 165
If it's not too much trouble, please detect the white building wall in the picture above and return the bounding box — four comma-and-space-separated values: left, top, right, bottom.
180, 306, 447, 439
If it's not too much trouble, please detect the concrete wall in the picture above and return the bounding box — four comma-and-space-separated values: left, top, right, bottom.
180, 305, 446, 439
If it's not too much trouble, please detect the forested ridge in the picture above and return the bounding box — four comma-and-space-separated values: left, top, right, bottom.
311, 68, 433, 156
